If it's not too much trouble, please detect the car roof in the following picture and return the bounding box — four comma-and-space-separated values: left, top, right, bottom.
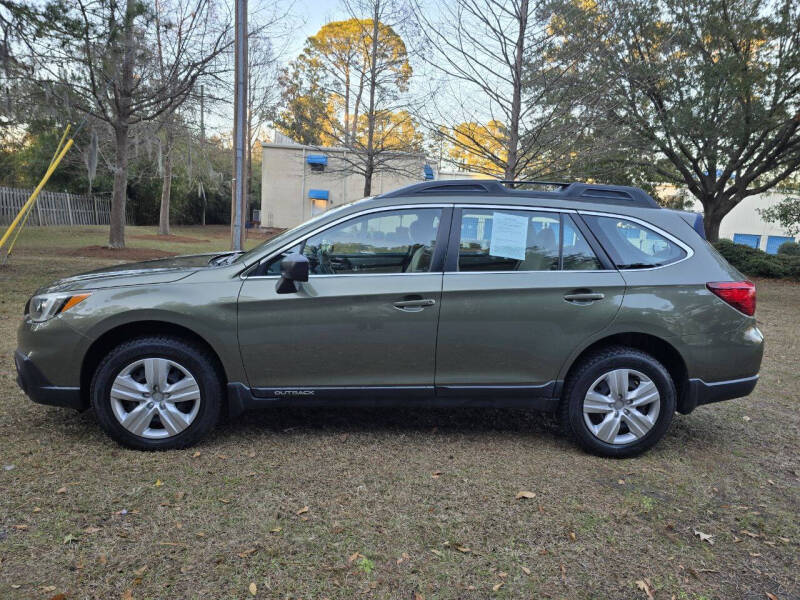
375, 179, 660, 210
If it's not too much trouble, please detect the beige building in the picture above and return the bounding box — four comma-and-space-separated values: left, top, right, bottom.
259, 141, 437, 229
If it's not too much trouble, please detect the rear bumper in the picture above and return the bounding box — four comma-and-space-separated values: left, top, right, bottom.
14, 350, 85, 411
679, 374, 759, 414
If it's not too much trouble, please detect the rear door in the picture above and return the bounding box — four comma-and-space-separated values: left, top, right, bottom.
237, 205, 451, 395
435, 205, 626, 396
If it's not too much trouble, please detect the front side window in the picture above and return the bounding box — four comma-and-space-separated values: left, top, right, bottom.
457, 209, 601, 272
301, 208, 442, 275
584, 215, 686, 269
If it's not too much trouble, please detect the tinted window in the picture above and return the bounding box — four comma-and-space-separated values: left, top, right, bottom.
562, 216, 602, 270
585, 215, 686, 269
457, 209, 600, 272
301, 208, 442, 275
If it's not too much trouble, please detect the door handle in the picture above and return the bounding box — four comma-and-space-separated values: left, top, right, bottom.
563, 292, 605, 304
393, 298, 436, 311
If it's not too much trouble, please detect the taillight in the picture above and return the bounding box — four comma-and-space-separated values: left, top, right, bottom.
707, 281, 756, 316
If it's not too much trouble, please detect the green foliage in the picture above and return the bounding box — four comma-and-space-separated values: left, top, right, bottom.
778, 241, 800, 256
355, 556, 375, 575
758, 196, 800, 237
713, 239, 800, 280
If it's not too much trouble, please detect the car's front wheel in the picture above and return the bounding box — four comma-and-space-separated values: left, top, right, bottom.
91, 336, 223, 450
560, 346, 676, 457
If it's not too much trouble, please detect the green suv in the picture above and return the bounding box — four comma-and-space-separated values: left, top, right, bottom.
15, 180, 763, 456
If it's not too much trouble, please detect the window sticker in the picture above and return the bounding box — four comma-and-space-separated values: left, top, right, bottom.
489, 211, 528, 260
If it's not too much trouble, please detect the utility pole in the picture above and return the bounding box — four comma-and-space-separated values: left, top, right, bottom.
231, 0, 248, 250
199, 84, 206, 227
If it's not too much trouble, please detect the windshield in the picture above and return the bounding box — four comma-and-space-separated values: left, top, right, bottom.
232, 201, 358, 265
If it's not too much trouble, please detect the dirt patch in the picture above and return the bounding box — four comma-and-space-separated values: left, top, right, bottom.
131, 234, 210, 243
66, 245, 178, 260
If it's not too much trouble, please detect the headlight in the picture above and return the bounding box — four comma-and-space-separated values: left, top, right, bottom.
27, 293, 91, 323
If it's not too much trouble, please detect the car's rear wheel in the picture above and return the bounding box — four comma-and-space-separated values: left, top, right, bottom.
560, 346, 676, 457
91, 336, 222, 450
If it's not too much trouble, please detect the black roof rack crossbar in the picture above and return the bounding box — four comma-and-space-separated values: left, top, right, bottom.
377, 179, 660, 208
498, 179, 570, 189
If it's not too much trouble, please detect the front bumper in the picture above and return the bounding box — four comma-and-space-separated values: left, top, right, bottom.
679, 374, 759, 414
14, 350, 85, 411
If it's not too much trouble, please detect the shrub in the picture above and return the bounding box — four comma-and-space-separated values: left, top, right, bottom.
713, 239, 800, 280
777, 241, 800, 256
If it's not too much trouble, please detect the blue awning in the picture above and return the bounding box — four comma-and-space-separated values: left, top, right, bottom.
423, 164, 434, 180
307, 154, 328, 165
308, 189, 329, 200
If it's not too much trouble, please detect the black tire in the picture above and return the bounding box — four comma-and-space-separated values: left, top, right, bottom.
90, 336, 223, 450
559, 346, 676, 458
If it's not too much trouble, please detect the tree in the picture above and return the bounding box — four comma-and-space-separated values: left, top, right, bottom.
276, 3, 419, 196
552, 0, 800, 241
409, 0, 596, 180
758, 195, 800, 236
25, 0, 231, 247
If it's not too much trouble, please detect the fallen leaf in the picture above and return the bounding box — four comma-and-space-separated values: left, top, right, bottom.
98, 554, 108, 565
635, 579, 655, 600
521, 566, 531, 575
84, 526, 101, 534
765, 593, 779, 600
431, 471, 442, 478
33, 507, 41, 513
269, 527, 282, 533
498, 571, 507, 578
121, 590, 133, 600
693, 529, 714, 545
414, 593, 424, 600
430, 549, 443, 557
249, 582, 257, 596
238, 548, 256, 558
175, 491, 185, 500
618, 479, 626, 485
296, 506, 309, 515
56, 487, 67, 494
492, 582, 504, 591
455, 545, 471, 553
569, 532, 577, 541
12, 524, 28, 530
42, 586, 56, 592
133, 565, 147, 576
348, 552, 361, 563
741, 530, 760, 538
154, 479, 163, 487
749, 552, 762, 557
48, 594, 66, 600
515, 491, 536, 500
192, 451, 201, 458
220, 498, 231, 504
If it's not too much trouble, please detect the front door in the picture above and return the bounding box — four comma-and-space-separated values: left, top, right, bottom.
435, 206, 626, 395
238, 206, 450, 396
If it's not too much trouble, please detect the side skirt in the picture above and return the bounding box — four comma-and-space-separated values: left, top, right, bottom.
227, 382, 562, 419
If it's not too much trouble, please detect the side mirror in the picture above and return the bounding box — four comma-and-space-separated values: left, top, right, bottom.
276, 252, 309, 294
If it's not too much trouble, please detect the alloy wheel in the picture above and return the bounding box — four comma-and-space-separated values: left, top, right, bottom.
582, 368, 661, 445
110, 357, 201, 439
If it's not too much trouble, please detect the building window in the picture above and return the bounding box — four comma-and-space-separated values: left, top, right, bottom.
766, 235, 794, 254
732, 233, 761, 249
307, 154, 327, 172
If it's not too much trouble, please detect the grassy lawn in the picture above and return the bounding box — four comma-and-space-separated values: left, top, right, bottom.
1, 226, 798, 600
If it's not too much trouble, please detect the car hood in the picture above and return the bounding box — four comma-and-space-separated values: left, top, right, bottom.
36, 252, 231, 294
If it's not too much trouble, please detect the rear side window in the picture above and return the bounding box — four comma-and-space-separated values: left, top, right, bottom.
584, 215, 686, 269
457, 209, 601, 272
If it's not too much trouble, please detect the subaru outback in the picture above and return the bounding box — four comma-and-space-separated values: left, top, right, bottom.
15, 180, 764, 457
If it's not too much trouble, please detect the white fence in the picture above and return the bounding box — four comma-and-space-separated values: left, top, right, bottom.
0, 186, 131, 226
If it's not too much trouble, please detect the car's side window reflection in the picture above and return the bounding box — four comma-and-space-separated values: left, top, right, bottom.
299, 208, 442, 275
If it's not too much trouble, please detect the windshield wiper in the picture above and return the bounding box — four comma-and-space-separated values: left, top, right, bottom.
617, 262, 661, 269
208, 251, 243, 266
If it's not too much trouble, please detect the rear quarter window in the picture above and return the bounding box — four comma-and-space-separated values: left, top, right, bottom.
583, 215, 686, 269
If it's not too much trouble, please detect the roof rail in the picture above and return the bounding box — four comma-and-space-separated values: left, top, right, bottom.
377, 179, 660, 208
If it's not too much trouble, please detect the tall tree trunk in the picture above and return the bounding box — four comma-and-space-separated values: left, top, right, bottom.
702, 197, 725, 242
109, 123, 129, 248
363, 2, 380, 198
505, 0, 528, 181
158, 124, 174, 235
108, 0, 136, 249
